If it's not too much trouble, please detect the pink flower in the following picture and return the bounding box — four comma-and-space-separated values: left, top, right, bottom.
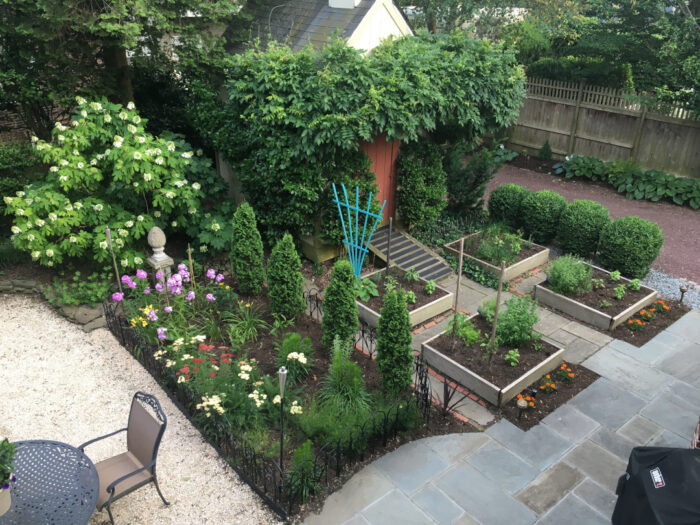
206, 293, 216, 302
121, 275, 131, 284
112, 292, 124, 302
164, 306, 173, 313
215, 273, 224, 283
155, 283, 164, 292
143, 287, 151, 294
147, 310, 158, 322
186, 290, 195, 301
206, 268, 216, 279
157, 327, 167, 341
155, 271, 164, 279
128, 280, 137, 289
136, 269, 147, 279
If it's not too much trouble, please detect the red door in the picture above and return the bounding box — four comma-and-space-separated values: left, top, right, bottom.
359, 134, 399, 225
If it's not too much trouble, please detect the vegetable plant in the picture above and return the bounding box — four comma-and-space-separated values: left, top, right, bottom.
405, 290, 417, 304
547, 255, 592, 296
613, 284, 627, 300
449, 313, 481, 347
404, 267, 420, 283
504, 349, 520, 367
354, 278, 379, 302
495, 296, 540, 347
424, 280, 436, 295
609, 270, 621, 282
628, 278, 642, 291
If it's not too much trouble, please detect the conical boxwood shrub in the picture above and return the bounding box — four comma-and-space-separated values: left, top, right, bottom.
322, 260, 359, 350
376, 289, 413, 397
267, 233, 306, 318
230, 202, 265, 295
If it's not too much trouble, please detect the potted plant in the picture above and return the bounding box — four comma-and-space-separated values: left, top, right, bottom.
0, 438, 16, 516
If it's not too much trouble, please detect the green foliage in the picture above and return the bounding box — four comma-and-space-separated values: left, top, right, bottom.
405, 290, 417, 304
628, 278, 641, 291
591, 278, 605, 290
0, 238, 27, 270
474, 229, 522, 266
538, 140, 552, 161
609, 270, 621, 282
425, 280, 436, 295
201, 32, 524, 242
287, 440, 322, 504
496, 296, 539, 347
190, 201, 237, 255
404, 267, 420, 283
557, 200, 610, 257
320, 337, 371, 417
397, 142, 447, 229
322, 260, 359, 349
449, 313, 482, 347
411, 209, 489, 248
600, 300, 612, 308
42, 270, 113, 307
0, 438, 15, 485
354, 277, 379, 302
479, 298, 497, 323
267, 234, 306, 319
547, 255, 592, 296
384, 275, 398, 293
553, 156, 609, 182
613, 284, 627, 300
598, 216, 664, 278
0, 142, 44, 237
520, 190, 568, 243
223, 301, 269, 345
445, 144, 517, 215
444, 252, 500, 289
527, 57, 635, 89
230, 203, 265, 295
3, 99, 213, 270
277, 332, 313, 385
376, 289, 413, 396
488, 184, 532, 229
504, 349, 520, 367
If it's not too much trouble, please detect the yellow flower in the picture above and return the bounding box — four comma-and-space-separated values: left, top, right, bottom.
225, 285, 230, 290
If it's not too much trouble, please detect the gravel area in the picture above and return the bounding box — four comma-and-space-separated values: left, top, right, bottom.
0, 294, 279, 525
642, 269, 700, 310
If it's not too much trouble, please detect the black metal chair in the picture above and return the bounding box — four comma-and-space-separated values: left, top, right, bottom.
79, 392, 169, 524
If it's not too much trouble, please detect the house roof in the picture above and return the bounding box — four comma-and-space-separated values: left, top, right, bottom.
226, 0, 374, 53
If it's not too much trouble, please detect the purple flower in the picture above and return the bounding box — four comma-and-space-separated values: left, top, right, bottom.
2, 483, 8, 490
206, 293, 216, 302
178, 263, 187, 272
121, 275, 131, 284
155, 270, 164, 279
186, 290, 195, 301
143, 287, 151, 295
164, 306, 173, 313
136, 269, 147, 279
215, 273, 224, 283
157, 327, 167, 341
206, 268, 216, 279
155, 283, 164, 292
128, 280, 137, 289
147, 310, 158, 322
112, 292, 124, 302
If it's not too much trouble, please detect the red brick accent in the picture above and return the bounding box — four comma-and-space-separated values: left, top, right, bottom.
459, 308, 470, 314
530, 266, 543, 275
413, 326, 425, 334
468, 393, 479, 402
510, 289, 526, 296
478, 400, 487, 407
424, 321, 436, 329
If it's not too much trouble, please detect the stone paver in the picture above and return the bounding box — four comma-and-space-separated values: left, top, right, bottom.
590, 426, 636, 461
542, 405, 599, 443
487, 419, 573, 471
563, 338, 601, 364
561, 321, 613, 347
533, 310, 568, 336
361, 490, 434, 525
341, 516, 371, 525
569, 378, 646, 430
547, 328, 579, 346
648, 429, 690, 448
373, 440, 449, 495
413, 484, 465, 525
516, 462, 584, 515
537, 493, 608, 525
641, 391, 698, 438
573, 479, 618, 519
656, 340, 700, 388
468, 440, 540, 494
616, 415, 663, 445
424, 433, 489, 464
427, 373, 495, 426
563, 440, 627, 492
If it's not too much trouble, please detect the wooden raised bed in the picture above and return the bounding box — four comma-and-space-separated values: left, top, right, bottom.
420, 314, 565, 407
444, 232, 550, 282
534, 265, 658, 331
357, 269, 453, 329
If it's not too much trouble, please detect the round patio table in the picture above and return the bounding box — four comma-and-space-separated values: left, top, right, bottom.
0, 440, 99, 525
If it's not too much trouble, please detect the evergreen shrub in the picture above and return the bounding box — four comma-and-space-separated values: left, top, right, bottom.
230, 203, 266, 295
376, 289, 413, 396
396, 142, 446, 229
267, 233, 306, 318
557, 200, 610, 257
520, 190, 568, 243
598, 216, 664, 278
488, 184, 531, 228
322, 260, 359, 349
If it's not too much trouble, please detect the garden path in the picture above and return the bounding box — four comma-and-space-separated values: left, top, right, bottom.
0, 294, 280, 525
486, 164, 700, 284
303, 308, 700, 525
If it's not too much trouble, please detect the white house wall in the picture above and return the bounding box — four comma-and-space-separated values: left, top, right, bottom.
347, 0, 413, 52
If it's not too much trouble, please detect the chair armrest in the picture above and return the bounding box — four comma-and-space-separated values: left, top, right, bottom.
78, 427, 128, 452
105, 459, 156, 495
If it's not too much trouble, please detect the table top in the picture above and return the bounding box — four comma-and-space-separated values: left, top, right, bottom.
0, 440, 99, 525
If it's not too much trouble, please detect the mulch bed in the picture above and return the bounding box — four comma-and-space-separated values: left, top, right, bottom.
610, 299, 690, 347
494, 364, 600, 431
509, 155, 559, 174
447, 233, 545, 267
358, 268, 449, 313
540, 268, 652, 315
427, 315, 559, 388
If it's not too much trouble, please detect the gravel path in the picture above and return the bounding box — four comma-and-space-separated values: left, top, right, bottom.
487, 165, 700, 284
0, 294, 279, 525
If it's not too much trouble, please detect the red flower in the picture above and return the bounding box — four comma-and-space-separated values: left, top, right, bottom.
209, 372, 215, 378
193, 367, 199, 372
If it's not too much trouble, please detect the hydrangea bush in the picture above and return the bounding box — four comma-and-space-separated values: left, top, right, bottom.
3, 97, 215, 268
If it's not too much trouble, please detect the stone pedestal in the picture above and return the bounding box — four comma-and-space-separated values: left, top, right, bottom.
146, 226, 174, 284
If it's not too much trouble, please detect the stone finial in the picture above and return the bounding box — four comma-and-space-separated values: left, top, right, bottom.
148, 226, 167, 261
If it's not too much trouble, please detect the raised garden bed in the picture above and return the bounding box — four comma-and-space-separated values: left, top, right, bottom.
421, 314, 564, 407
444, 232, 549, 282
534, 265, 658, 331
356, 268, 453, 329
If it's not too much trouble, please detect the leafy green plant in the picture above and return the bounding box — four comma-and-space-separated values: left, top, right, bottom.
425, 280, 436, 295
474, 230, 522, 266
609, 270, 622, 282
538, 140, 552, 161
449, 313, 482, 347
478, 298, 497, 323
396, 142, 447, 229
628, 278, 642, 291
322, 260, 359, 349
320, 336, 371, 417
600, 300, 612, 308
277, 332, 313, 385
598, 216, 664, 278
613, 284, 627, 300
376, 289, 413, 396
496, 296, 539, 347
0, 438, 16, 488
547, 256, 593, 296
404, 267, 420, 283
354, 277, 379, 302
488, 184, 532, 229
504, 349, 520, 367
553, 155, 609, 182
267, 234, 306, 319
270, 313, 295, 340
520, 190, 568, 244
286, 440, 322, 504
223, 300, 269, 344
230, 202, 265, 295
41, 270, 113, 306
405, 290, 417, 304
557, 200, 610, 257
384, 275, 398, 293
591, 278, 605, 290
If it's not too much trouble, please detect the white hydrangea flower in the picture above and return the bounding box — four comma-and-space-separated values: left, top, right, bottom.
90, 102, 103, 111
65, 204, 73, 211
188, 207, 196, 214
76, 96, 86, 105
154, 211, 161, 218
99, 241, 108, 249
71, 121, 79, 127
36, 143, 45, 151
133, 151, 142, 160
133, 115, 141, 124
49, 213, 58, 221
137, 136, 146, 144
16, 209, 24, 216
174, 180, 185, 188
181, 151, 193, 159
80, 110, 87, 118
74, 202, 82, 209
31, 136, 39, 143
125, 220, 134, 228
171, 221, 177, 227
167, 142, 175, 152
3, 196, 13, 205
47, 261, 54, 267
60, 159, 69, 166
73, 149, 79, 156
69, 236, 77, 243
134, 256, 143, 264
118, 228, 128, 237
58, 135, 65, 142
165, 191, 175, 199
155, 148, 162, 155
104, 114, 112, 123
46, 249, 54, 257
115, 238, 124, 247
114, 140, 123, 149
199, 245, 208, 253
77, 162, 84, 169
11, 226, 21, 234
137, 215, 144, 222
133, 182, 140, 188
192, 182, 201, 190
31, 251, 40, 259
155, 157, 164, 165
90, 159, 97, 166
104, 149, 111, 155
35, 219, 45, 227
28, 234, 35, 241
211, 222, 220, 232
119, 111, 128, 120
50, 166, 58, 172
127, 102, 135, 110
93, 204, 104, 212
121, 258, 128, 267
127, 124, 137, 134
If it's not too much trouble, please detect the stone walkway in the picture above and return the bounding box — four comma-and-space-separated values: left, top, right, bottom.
303, 302, 700, 524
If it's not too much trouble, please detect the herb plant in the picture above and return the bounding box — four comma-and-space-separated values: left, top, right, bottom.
600, 300, 612, 308
628, 278, 642, 291
425, 280, 436, 295
405, 290, 417, 304
496, 296, 540, 347
404, 267, 420, 283
547, 255, 592, 296
449, 313, 482, 347
504, 349, 520, 366
613, 284, 627, 300
609, 270, 621, 282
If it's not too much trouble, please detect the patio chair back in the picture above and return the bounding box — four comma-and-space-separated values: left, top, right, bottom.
692, 416, 700, 449
127, 392, 167, 471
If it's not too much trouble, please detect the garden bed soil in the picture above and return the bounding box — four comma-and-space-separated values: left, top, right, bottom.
447, 234, 544, 267
494, 364, 600, 431
358, 268, 449, 312
508, 155, 558, 174
610, 299, 690, 347
428, 315, 559, 388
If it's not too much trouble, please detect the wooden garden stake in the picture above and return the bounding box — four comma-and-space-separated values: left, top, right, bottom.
187, 244, 196, 289
386, 217, 392, 276
488, 261, 506, 363
105, 227, 122, 294
452, 237, 465, 337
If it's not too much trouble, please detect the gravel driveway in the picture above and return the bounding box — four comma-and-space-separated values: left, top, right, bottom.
0, 294, 279, 525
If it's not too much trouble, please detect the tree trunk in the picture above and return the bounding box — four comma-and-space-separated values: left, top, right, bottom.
103, 46, 134, 104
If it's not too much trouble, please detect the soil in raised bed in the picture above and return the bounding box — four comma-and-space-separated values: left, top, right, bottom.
358, 268, 449, 313
540, 268, 652, 317
428, 314, 559, 388
446, 234, 545, 267
495, 364, 600, 431
610, 299, 690, 347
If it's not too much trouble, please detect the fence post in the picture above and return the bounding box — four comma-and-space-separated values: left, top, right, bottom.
630, 105, 648, 163
567, 80, 585, 155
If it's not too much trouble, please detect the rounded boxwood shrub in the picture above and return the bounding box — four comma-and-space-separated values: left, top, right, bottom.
488, 184, 531, 228
598, 216, 664, 278
547, 255, 593, 296
520, 190, 568, 243
557, 200, 610, 257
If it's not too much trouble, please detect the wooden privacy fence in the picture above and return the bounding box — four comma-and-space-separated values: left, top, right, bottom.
507, 78, 700, 178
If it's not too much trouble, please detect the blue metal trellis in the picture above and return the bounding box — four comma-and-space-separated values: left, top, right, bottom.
332, 183, 385, 278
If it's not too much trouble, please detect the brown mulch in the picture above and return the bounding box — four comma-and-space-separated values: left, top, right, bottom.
494, 364, 600, 431
508, 155, 559, 174
446, 234, 545, 267
358, 267, 449, 313
609, 299, 690, 347
540, 269, 652, 315
428, 315, 559, 388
